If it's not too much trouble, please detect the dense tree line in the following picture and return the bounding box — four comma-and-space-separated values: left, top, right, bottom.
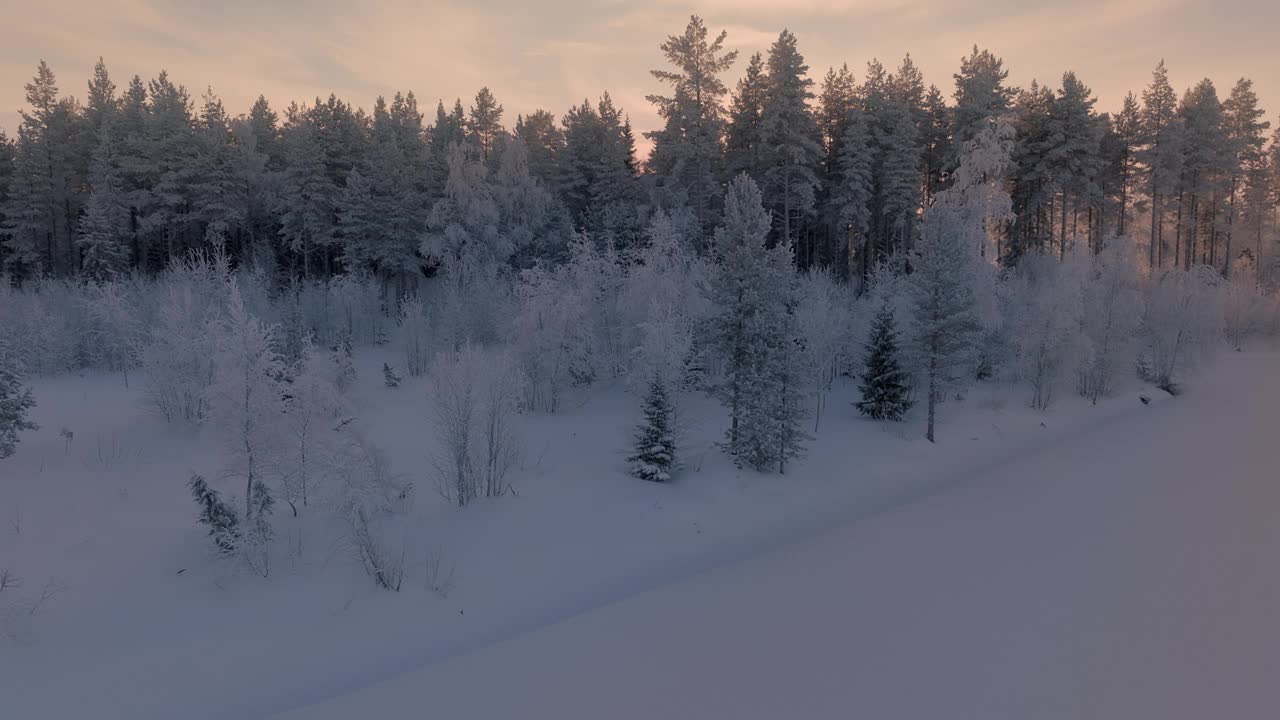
1, 16, 1278, 475
2, 17, 1276, 287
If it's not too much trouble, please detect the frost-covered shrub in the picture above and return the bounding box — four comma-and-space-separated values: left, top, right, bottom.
141, 283, 219, 422
512, 262, 591, 413
398, 295, 431, 377
1007, 252, 1089, 411
1076, 240, 1143, 403
429, 344, 524, 506
1142, 266, 1224, 393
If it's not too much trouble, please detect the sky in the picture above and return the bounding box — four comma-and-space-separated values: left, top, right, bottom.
2, 0, 1277, 155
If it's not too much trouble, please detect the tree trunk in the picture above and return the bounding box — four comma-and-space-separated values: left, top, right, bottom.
926, 353, 937, 443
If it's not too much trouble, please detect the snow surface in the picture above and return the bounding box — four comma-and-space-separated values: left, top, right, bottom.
2, 347, 1276, 718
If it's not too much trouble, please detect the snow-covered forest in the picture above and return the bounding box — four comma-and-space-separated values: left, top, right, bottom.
2, 14, 1279, 718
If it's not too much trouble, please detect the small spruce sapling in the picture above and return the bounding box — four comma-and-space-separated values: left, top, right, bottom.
188, 473, 240, 554
382, 363, 402, 388
856, 302, 913, 421
627, 377, 677, 482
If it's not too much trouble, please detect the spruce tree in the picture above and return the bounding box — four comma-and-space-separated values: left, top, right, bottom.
627, 377, 677, 482
725, 52, 768, 181
0, 343, 38, 459
382, 362, 401, 388
856, 301, 912, 421
188, 473, 240, 554
759, 29, 822, 252
706, 174, 808, 472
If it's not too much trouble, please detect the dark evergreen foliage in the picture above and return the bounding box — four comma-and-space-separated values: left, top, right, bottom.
856, 302, 913, 421
188, 473, 241, 554
627, 377, 677, 482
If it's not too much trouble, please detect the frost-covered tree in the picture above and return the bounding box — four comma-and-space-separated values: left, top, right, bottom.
84, 279, 141, 385
1221, 78, 1271, 277
77, 128, 130, 278
1221, 264, 1263, 350
333, 331, 356, 393
857, 300, 912, 421
627, 376, 677, 482
910, 219, 980, 442
398, 295, 430, 377
512, 254, 591, 413
622, 209, 704, 390
951, 46, 1015, 169
208, 283, 287, 518
795, 270, 847, 430
1078, 240, 1143, 402
280, 339, 344, 515
0, 337, 38, 459
423, 142, 511, 347
706, 174, 807, 471
1008, 252, 1088, 411
142, 279, 220, 423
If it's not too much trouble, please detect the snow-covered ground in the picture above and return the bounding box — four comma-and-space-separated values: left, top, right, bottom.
1, 347, 1274, 718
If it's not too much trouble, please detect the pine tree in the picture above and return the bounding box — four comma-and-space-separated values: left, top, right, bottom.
1177, 79, 1228, 271
468, 87, 504, 160
1141, 60, 1183, 269
1113, 92, 1143, 237
382, 362, 401, 388
514, 109, 564, 185
1221, 77, 1271, 277
277, 103, 338, 277
832, 108, 873, 279
857, 301, 912, 421
77, 127, 131, 278
646, 15, 738, 238
921, 84, 952, 204
137, 71, 197, 271
3, 121, 55, 278
84, 58, 119, 136
627, 376, 677, 482
187, 473, 240, 554
951, 46, 1015, 169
